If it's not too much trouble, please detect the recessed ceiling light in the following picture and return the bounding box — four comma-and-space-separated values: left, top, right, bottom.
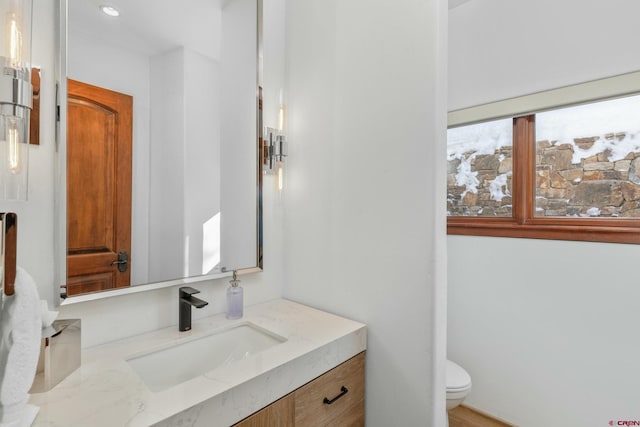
99, 5, 120, 17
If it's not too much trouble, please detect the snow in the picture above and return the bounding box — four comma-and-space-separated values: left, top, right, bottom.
584, 207, 601, 217
489, 172, 511, 202
447, 118, 512, 159
454, 159, 479, 198
448, 119, 512, 198
537, 94, 640, 163
565, 133, 640, 164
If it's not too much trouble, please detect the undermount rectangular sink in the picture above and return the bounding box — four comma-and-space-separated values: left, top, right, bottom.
126, 322, 287, 392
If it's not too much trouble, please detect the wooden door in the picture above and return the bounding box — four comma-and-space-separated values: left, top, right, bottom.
66, 79, 133, 296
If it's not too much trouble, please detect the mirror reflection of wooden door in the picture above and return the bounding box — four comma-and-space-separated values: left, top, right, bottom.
66, 79, 133, 296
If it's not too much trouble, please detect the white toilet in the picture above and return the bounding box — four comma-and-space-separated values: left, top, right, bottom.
446, 359, 472, 410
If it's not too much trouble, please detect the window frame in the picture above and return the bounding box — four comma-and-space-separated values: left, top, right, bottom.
447, 114, 640, 244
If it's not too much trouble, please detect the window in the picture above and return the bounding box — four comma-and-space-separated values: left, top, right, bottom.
447, 94, 640, 244
447, 118, 513, 217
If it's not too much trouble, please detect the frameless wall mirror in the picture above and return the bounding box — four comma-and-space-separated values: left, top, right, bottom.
57, 0, 263, 300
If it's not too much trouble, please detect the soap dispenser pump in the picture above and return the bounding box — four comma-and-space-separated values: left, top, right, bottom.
226, 270, 243, 319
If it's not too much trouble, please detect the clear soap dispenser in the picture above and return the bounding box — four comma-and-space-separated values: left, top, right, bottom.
226, 270, 243, 319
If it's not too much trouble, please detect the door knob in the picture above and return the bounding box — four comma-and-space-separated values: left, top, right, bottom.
111, 251, 129, 272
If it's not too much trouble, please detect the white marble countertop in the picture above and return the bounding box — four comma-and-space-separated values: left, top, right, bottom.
29, 299, 367, 427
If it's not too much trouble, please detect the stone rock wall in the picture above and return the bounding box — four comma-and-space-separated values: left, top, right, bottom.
447, 146, 513, 216
447, 133, 640, 217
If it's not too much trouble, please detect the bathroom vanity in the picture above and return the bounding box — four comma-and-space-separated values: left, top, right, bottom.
29, 299, 366, 426
234, 352, 365, 426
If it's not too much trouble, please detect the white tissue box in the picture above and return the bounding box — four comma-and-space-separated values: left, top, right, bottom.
30, 319, 81, 393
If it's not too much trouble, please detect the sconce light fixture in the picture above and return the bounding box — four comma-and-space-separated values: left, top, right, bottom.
277, 103, 285, 133
264, 126, 287, 192
0, 0, 33, 200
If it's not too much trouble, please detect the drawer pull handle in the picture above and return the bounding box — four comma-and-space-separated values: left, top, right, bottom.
323, 386, 348, 405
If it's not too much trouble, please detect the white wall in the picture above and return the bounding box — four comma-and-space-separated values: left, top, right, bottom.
449, 237, 640, 425
149, 48, 223, 281
220, 0, 258, 271
282, 1, 448, 425
448, 1, 640, 425
449, 0, 640, 111
148, 48, 187, 282
184, 50, 221, 276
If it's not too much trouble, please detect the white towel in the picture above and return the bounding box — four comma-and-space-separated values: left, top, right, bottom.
38, 300, 58, 328
0, 267, 42, 427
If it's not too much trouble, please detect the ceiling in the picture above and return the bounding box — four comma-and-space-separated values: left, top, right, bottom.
70, 0, 470, 59
69, 0, 222, 59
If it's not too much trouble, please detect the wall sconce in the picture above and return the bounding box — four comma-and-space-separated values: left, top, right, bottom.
0, 0, 33, 200
264, 127, 287, 192
277, 103, 285, 133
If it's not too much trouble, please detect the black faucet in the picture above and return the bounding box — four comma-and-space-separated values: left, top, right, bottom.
179, 286, 208, 331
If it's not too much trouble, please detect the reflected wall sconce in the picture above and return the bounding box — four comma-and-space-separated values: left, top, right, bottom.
264, 126, 287, 192
0, 0, 33, 200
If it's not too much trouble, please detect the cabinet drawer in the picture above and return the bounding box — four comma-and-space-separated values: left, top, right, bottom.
294, 353, 365, 426
233, 394, 295, 427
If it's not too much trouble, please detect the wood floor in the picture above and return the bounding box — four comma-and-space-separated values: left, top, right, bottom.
448, 405, 515, 427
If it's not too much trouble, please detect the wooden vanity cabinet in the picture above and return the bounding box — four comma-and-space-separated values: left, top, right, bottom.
233, 352, 365, 427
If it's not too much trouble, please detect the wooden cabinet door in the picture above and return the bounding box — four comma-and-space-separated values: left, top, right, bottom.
66, 79, 132, 296
233, 394, 295, 427
294, 353, 365, 427
232, 352, 365, 427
